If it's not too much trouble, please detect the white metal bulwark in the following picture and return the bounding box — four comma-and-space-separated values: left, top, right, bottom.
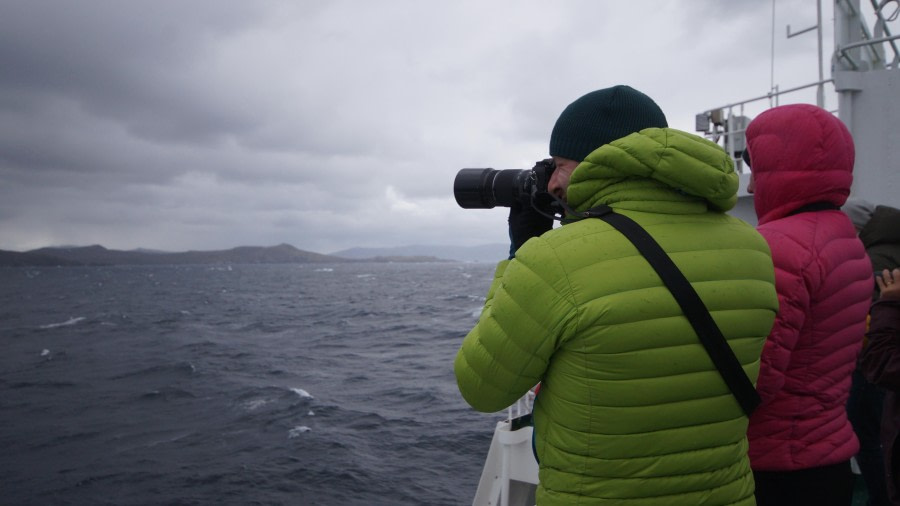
472, 393, 539, 506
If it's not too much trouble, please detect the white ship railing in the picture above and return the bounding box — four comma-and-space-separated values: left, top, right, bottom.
837, 34, 900, 69
694, 79, 836, 174
506, 388, 535, 421
472, 389, 539, 506
694, 0, 899, 174
834, 0, 900, 70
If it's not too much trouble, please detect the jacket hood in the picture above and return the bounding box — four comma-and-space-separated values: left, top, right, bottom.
745, 104, 855, 225
860, 204, 900, 272
566, 127, 738, 214
861, 205, 900, 249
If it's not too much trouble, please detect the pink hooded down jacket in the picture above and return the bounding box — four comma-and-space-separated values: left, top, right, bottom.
745, 104, 872, 471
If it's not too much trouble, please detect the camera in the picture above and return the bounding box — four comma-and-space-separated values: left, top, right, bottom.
453, 159, 558, 215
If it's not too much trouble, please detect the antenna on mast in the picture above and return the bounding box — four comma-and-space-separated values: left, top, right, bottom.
786, 0, 825, 107
770, 0, 777, 107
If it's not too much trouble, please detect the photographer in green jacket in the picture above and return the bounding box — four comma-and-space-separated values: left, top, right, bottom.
454, 85, 778, 505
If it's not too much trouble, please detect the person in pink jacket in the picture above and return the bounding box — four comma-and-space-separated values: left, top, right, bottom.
743, 104, 874, 506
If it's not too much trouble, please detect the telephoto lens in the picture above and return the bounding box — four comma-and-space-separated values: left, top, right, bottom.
453, 168, 530, 209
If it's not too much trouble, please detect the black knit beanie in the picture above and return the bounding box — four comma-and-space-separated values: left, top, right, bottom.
549, 85, 668, 162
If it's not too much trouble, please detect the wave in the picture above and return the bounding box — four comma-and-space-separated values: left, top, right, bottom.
10, 380, 77, 389
108, 361, 196, 380
38, 316, 86, 329
287, 425, 311, 438
232, 385, 317, 418
25, 430, 104, 453
290, 387, 313, 399
140, 386, 197, 401
440, 294, 486, 302
242, 398, 272, 411
0, 262, 495, 506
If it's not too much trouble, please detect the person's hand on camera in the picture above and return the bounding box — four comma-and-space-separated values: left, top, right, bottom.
508, 201, 553, 258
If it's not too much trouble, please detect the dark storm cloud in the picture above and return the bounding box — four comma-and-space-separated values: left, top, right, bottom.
0, 0, 841, 253
0, 2, 266, 143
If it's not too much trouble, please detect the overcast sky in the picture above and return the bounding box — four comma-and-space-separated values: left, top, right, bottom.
0, 0, 839, 254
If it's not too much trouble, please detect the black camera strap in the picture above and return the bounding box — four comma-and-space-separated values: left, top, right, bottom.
582, 204, 761, 416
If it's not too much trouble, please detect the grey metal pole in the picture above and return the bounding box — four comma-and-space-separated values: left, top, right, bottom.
817, 0, 825, 107
771, 0, 777, 103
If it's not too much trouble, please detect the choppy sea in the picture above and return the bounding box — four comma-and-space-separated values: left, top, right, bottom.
0, 262, 501, 505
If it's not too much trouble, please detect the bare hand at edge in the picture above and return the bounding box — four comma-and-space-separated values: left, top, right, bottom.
877, 268, 900, 300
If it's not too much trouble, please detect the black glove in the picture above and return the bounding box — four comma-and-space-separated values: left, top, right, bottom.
508, 201, 553, 258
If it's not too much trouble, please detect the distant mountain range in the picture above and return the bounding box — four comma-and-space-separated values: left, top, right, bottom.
331, 244, 507, 263
0, 243, 507, 267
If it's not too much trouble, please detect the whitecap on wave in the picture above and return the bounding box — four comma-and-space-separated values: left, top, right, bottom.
288, 426, 311, 438
243, 399, 271, 411
39, 316, 86, 329
290, 387, 313, 399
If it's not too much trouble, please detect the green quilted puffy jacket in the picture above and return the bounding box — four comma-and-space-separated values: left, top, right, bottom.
455, 128, 778, 505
